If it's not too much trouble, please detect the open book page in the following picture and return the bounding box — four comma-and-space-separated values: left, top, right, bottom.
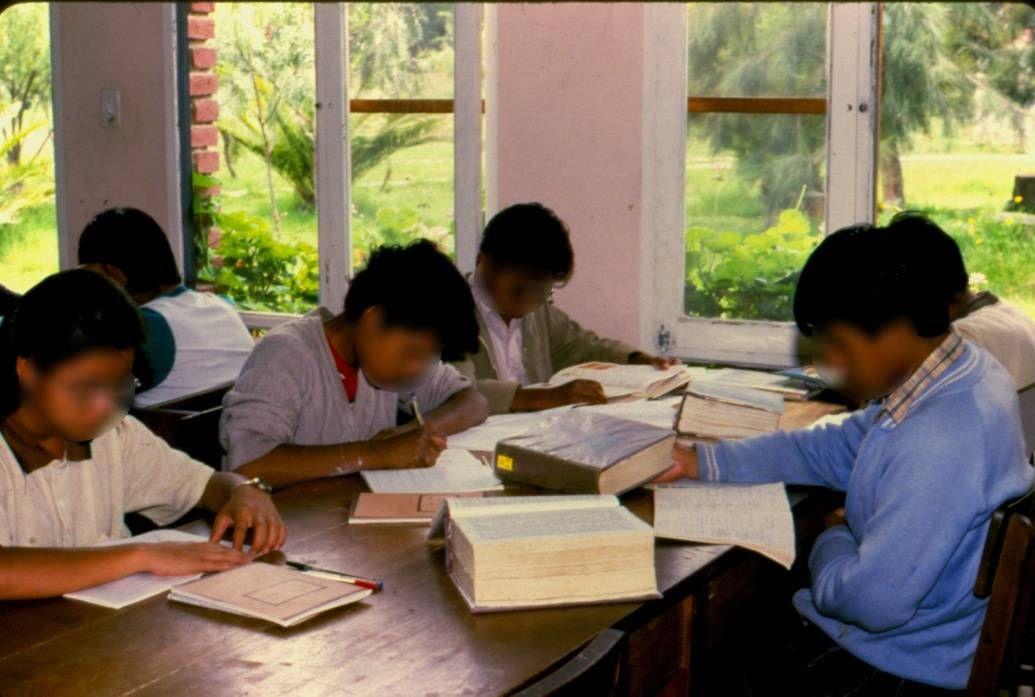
684, 382, 785, 413
698, 367, 810, 397
458, 504, 648, 543
169, 563, 371, 627
548, 362, 689, 396
428, 495, 617, 540
361, 448, 503, 494
653, 482, 796, 569
64, 529, 210, 609
447, 406, 574, 452
580, 397, 680, 430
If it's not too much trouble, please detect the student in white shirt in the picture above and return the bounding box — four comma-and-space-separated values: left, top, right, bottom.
78, 207, 254, 406
0, 269, 284, 600
892, 211, 1035, 389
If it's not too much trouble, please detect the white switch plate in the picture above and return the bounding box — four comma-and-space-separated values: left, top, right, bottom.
100, 88, 120, 128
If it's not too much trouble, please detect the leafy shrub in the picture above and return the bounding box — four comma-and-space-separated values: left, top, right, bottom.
684, 208, 820, 321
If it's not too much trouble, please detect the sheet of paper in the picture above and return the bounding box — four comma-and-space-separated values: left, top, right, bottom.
361, 448, 504, 493
64, 529, 210, 609
653, 482, 796, 569
447, 406, 574, 452
579, 397, 681, 430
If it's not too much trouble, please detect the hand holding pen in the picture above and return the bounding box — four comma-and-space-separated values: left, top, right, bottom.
408, 397, 447, 468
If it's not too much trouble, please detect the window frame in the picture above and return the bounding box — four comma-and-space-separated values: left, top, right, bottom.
197, 2, 484, 331
643, 2, 880, 368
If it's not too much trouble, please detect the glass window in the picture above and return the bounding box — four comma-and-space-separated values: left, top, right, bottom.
0, 2, 56, 293
684, 3, 828, 322
877, 2, 1035, 316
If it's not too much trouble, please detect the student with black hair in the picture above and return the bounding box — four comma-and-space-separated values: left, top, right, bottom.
220, 240, 488, 489
78, 207, 254, 406
888, 211, 1035, 389
455, 202, 679, 414
656, 223, 1033, 694
0, 269, 285, 600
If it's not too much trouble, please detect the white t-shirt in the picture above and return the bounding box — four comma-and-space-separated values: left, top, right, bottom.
135, 286, 254, 407
954, 296, 1035, 390
0, 416, 213, 547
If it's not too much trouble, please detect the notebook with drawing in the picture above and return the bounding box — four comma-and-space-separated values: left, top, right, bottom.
64, 529, 210, 609
168, 562, 371, 627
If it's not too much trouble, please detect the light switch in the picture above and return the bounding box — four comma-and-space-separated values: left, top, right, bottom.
100, 88, 121, 128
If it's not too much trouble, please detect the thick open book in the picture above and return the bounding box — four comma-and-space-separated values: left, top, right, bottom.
548, 362, 692, 400
64, 529, 210, 609
360, 448, 503, 493
653, 482, 796, 569
697, 367, 821, 401
169, 562, 371, 627
436, 495, 659, 612
493, 411, 676, 495
677, 382, 785, 439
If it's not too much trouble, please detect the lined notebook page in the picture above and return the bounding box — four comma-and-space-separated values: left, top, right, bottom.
653, 482, 796, 569
361, 448, 503, 493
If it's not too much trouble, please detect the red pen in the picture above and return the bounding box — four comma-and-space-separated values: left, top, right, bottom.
285, 560, 384, 592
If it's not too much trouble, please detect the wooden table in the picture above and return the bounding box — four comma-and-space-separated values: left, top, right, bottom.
0, 402, 845, 697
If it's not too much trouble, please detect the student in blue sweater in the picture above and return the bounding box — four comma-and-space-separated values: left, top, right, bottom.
657, 218, 1033, 694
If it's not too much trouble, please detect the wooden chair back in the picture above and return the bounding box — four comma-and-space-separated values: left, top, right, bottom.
510, 628, 627, 697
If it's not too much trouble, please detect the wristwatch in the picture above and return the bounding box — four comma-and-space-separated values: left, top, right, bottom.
234, 476, 273, 494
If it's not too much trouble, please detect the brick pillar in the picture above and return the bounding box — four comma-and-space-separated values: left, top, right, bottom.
186, 2, 221, 268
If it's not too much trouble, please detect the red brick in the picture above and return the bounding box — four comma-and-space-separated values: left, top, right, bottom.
188, 72, 218, 97
190, 46, 217, 70
194, 150, 220, 174
191, 125, 219, 149
192, 98, 219, 123
187, 16, 214, 41
190, 2, 215, 14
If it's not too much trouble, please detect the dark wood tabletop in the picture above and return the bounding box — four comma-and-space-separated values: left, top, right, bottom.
0, 400, 844, 696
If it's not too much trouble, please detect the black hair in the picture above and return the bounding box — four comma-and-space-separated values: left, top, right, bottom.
887, 211, 969, 296
78, 207, 182, 296
0, 269, 146, 417
479, 202, 575, 281
793, 218, 954, 339
343, 240, 479, 361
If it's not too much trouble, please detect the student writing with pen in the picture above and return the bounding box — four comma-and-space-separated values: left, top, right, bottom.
220, 241, 486, 490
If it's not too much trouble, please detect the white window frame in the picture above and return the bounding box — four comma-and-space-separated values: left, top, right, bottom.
643, 2, 880, 368
242, 2, 484, 330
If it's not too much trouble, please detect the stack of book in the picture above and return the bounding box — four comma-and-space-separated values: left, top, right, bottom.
676, 382, 784, 439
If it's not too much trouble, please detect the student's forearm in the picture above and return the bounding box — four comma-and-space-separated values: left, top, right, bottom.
199, 471, 249, 512
235, 441, 394, 490
423, 387, 488, 434
0, 546, 149, 599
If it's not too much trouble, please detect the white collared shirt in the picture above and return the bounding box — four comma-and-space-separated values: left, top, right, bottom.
0, 416, 213, 548
470, 276, 528, 385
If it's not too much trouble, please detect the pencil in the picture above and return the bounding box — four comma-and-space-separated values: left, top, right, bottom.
286, 560, 384, 592
411, 397, 426, 429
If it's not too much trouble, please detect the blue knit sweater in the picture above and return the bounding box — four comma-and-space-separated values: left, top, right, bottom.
698, 341, 1033, 688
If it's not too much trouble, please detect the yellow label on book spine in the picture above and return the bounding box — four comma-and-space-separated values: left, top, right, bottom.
496, 454, 514, 472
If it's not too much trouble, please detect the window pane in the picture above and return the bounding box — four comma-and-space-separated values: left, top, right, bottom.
0, 3, 57, 292
207, 2, 317, 313
684, 3, 828, 322
348, 3, 455, 267
877, 2, 1035, 316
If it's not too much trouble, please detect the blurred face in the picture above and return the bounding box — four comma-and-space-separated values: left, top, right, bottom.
477, 257, 557, 321
813, 320, 916, 402
16, 348, 136, 442
353, 308, 441, 392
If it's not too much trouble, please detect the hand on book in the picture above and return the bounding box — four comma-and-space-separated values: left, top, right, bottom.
652, 442, 700, 484
377, 428, 447, 469
629, 352, 683, 370
139, 542, 251, 577
211, 485, 287, 555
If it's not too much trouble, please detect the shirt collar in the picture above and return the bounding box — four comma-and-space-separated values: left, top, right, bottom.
159, 284, 189, 299
959, 290, 1000, 318
880, 331, 965, 424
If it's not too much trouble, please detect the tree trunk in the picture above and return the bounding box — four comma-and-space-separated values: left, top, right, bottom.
881, 140, 905, 206
250, 74, 280, 234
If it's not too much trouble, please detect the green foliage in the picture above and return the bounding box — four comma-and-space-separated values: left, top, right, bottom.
0, 105, 53, 227
351, 203, 452, 269
0, 3, 51, 166
684, 208, 820, 321
199, 209, 319, 314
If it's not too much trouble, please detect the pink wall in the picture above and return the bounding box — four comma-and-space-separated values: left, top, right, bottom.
493, 3, 646, 347
52, 3, 181, 268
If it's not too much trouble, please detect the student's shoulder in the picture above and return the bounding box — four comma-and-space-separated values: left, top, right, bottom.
239, 317, 319, 373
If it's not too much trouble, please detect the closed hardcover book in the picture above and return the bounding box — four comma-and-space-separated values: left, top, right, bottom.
492, 411, 676, 495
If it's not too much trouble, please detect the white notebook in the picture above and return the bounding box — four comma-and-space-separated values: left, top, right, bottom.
64, 529, 210, 609
360, 448, 504, 493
